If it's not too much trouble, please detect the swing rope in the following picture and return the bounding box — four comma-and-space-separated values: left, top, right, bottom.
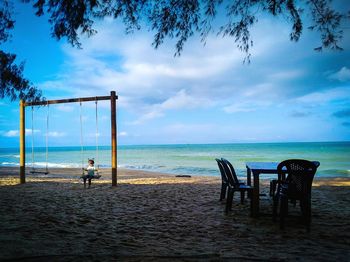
95, 98, 99, 169
45, 102, 49, 173
79, 100, 84, 174
31, 106, 35, 171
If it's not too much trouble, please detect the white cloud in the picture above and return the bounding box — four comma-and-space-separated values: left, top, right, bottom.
2, 129, 40, 137
118, 131, 128, 137
85, 132, 101, 138
328, 67, 350, 82
160, 89, 210, 110
56, 104, 74, 112
100, 115, 109, 121
296, 87, 350, 104
130, 110, 165, 125
268, 70, 305, 81
40, 20, 318, 114
3, 130, 19, 137
48, 131, 66, 137
39, 22, 246, 112
26, 129, 40, 135
223, 99, 273, 114
160, 123, 218, 143
223, 103, 255, 114
130, 89, 212, 124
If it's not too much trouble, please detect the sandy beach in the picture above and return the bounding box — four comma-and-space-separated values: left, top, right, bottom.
0, 167, 349, 261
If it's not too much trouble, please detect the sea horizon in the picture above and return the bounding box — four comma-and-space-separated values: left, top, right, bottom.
1, 140, 350, 149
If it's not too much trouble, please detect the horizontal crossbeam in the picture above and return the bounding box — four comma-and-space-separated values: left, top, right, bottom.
24, 95, 118, 107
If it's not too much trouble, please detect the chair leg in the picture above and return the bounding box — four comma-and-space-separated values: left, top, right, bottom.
225, 189, 230, 213
306, 205, 311, 232
249, 190, 254, 217
225, 189, 233, 214
230, 191, 235, 210
269, 181, 272, 197
225, 189, 231, 214
280, 197, 288, 229
291, 199, 297, 207
240, 190, 245, 204
301, 199, 312, 232
269, 180, 277, 197
220, 183, 227, 201
273, 195, 279, 222
269, 180, 273, 197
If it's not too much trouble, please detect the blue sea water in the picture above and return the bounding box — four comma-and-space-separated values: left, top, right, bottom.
0, 142, 349, 178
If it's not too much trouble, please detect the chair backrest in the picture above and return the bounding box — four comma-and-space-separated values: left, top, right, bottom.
221, 158, 240, 187
215, 158, 228, 183
277, 159, 319, 199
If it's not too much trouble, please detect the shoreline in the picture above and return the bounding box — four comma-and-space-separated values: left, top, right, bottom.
0, 166, 349, 184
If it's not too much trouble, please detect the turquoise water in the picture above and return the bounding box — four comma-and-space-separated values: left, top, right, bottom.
0, 142, 349, 178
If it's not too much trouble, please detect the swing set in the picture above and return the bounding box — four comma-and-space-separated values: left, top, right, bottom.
19, 91, 118, 186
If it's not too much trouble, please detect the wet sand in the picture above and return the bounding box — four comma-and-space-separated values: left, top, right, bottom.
0, 167, 349, 261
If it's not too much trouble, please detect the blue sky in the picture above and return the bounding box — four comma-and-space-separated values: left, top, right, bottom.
0, 1, 350, 147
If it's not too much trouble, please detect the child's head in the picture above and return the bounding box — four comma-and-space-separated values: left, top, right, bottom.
88, 159, 95, 166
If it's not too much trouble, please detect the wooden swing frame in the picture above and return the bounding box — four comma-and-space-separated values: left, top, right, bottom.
19, 91, 118, 186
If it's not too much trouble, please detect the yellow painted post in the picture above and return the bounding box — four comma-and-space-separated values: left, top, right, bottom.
19, 100, 25, 184
111, 91, 117, 186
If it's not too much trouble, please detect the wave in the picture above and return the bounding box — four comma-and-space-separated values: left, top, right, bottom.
0, 162, 80, 168
120, 164, 166, 170
36, 162, 81, 168
1, 162, 19, 167
0, 161, 115, 169
172, 166, 216, 175
0, 154, 20, 158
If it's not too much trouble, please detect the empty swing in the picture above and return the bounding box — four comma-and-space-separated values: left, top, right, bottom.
30, 103, 50, 175
80, 99, 101, 188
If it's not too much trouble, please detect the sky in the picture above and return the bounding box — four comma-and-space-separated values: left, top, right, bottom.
0, 1, 350, 147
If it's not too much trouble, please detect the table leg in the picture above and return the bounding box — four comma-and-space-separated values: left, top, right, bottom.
252, 171, 260, 217
246, 167, 251, 186
246, 167, 252, 198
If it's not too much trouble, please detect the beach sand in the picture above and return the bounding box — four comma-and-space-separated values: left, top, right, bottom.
0, 167, 349, 261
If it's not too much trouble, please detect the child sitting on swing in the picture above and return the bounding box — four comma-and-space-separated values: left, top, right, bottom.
81, 159, 101, 188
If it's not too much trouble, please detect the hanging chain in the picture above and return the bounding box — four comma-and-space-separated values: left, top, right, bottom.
95, 98, 99, 169
31, 106, 35, 170
80, 100, 84, 172
45, 102, 49, 173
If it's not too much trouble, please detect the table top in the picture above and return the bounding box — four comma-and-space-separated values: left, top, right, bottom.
246, 162, 279, 171
246, 161, 319, 173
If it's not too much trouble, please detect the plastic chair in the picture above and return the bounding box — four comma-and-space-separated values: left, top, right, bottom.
221, 158, 253, 215
215, 158, 229, 201
270, 161, 320, 197
272, 159, 319, 231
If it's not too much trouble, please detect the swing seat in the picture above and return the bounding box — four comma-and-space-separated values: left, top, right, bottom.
80, 170, 101, 181
80, 174, 101, 179
80, 173, 101, 189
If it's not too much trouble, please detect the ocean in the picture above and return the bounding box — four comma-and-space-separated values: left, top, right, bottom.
0, 142, 349, 178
